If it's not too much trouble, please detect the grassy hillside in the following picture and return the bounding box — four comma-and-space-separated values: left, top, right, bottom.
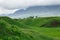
0, 16, 60, 40
17, 17, 60, 27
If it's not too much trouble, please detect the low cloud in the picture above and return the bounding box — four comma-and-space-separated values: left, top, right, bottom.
0, 0, 60, 14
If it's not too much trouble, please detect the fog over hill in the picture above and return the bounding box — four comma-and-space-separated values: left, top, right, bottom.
7, 5, 60, 18
0, 5, 60, 18
0, 0, 60, 18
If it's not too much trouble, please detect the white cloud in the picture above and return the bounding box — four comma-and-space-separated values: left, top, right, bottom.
0, 0, 60, 14
0, 7, 17, 14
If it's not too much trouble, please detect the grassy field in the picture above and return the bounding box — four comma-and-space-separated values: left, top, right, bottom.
0, 16, 60, 40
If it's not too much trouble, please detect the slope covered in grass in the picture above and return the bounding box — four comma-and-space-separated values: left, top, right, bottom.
0, 16, 60, 40
0, 17, 53, 40
18, 17, 60, 27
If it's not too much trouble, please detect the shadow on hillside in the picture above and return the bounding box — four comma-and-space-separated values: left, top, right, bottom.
41, 19, 60, 27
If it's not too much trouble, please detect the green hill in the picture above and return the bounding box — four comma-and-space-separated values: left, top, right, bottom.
0, 16, 60, 40
17, 17, 60, 27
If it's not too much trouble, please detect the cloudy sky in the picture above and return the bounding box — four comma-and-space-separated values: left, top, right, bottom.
0, 0, 60, 15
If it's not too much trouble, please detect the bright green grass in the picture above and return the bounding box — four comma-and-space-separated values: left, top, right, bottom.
0, 16, 60, 40
31, 27, 60, 37
30, 27, 60, 40
19, 27, 60, 40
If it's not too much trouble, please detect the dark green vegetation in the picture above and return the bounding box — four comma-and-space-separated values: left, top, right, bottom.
0, 16, 60, 40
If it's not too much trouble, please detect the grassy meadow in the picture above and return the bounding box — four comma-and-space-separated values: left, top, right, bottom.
0, 16, 60, 40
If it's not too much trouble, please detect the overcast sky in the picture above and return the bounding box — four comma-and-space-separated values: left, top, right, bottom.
0, 0, 60, 14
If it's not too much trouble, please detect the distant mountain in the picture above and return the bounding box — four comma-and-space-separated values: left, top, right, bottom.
8, 5, 60, 18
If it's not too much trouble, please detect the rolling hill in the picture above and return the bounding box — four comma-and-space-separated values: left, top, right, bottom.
0, 16, 60, 40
